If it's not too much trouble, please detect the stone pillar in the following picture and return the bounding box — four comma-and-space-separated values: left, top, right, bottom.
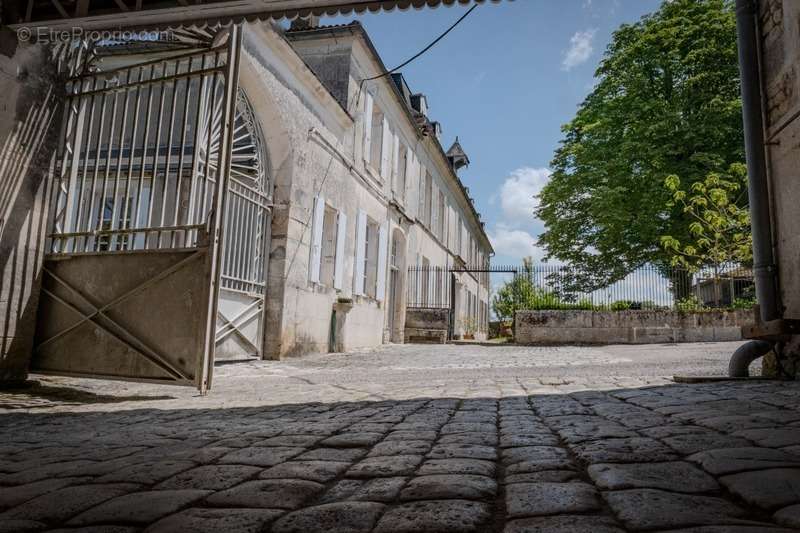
0, 32, 63, 384
333, 299, 353, 352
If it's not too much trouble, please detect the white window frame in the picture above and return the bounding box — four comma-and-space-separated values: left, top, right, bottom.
363, 93, 374, 165
319, 205, 339, 288
354, 210, 367, 296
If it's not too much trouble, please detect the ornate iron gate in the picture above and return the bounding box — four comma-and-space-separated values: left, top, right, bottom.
33, 26, 243, 392
215, 91, 272, 360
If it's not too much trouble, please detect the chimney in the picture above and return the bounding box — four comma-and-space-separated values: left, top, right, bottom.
290, 15, 319, 31
411, 93, 428, 118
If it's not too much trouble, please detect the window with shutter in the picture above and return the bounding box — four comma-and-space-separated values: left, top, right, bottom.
380, 118, 392, 179
320, 206, 338, 287
424, 173, 433, 227
418, 171, 427, 222
431, 183, 438, 235
363, 93, 373, 164
333, 212, 347, 290
354, 210, 367, 296
376, 222, 388, 301
309, 195, 325, 284
437, 191, 445, 240
365, 218, 380, 298
368, 101, 384, 172
391, 135, 400, 192
408, 153, 419, 217
398, 145, 410, 205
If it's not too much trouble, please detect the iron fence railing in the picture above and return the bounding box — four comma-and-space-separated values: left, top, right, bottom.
505, 262, 755, 312
406, 266, 452, 309
408, 262, 756, 314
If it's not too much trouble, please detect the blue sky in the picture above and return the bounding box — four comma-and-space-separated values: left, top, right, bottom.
327, 0, 663, 266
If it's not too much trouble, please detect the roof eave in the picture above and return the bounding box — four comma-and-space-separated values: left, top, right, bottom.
8, 0, 509, 31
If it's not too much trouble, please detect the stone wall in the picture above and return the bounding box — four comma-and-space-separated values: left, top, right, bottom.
760, 0, 800, 320
404, 308, 449, 344
515, 309, 754, 345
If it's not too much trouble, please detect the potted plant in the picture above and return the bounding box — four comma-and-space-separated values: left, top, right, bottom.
462, 316, 477, 340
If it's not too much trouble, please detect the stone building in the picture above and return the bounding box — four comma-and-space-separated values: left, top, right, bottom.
0, 19, 492, 387
270, 20, 493, 356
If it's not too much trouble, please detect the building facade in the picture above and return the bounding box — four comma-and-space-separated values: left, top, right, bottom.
263, 20, 493, 357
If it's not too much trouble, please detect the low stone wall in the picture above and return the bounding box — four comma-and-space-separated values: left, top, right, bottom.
515, 309, 754, 345
404, 308, 449, 344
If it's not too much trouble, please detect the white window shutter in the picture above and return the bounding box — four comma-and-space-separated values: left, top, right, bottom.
333, 212, 347, 290
392, 135, 400, 184
463, 222, 468, 258
445, 201, 451, 248
376, 221, 389, 301
418, 171, 426, 221
431, 184, 438, 235
380, 118, 392, 179
354, 210, 367, 296
363, 94, 374, 162
403, 149, 413, 202
407, 153, 418, 215
309, 194, 325, 283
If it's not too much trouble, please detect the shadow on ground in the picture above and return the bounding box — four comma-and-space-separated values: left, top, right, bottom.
0, 380, 175, 409
0, 381, 799, 532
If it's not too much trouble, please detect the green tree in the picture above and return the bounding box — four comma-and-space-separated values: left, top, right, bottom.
492, 258, 536, 322
660, 163, 752, 305
660, 163, 752, 270
491, 258, 593, 321
537, 0, 743, 290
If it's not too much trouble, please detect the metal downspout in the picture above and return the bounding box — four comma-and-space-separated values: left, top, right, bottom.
735, 0, 780, 323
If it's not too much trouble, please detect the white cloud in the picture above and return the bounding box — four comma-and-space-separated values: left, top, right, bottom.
562, 29, 596, 71
498, 167, 551, 223
487, 225, 544, 262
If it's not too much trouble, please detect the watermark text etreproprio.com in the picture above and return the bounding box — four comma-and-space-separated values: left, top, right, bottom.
15, 26, 173, 43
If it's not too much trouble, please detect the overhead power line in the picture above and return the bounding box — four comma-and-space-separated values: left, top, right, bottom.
361, 3, 479, 82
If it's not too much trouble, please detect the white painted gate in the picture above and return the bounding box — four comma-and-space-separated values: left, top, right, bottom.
33, 26, 244, 392
215, 92, 272, 360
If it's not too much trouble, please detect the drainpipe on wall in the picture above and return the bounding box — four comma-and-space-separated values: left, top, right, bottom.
735, 0, 780, 323
729, 0, 784, 377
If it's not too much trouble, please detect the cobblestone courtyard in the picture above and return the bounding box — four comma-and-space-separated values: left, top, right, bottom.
2, 342, 800, 532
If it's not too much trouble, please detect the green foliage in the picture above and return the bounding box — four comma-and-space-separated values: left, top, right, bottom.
607, 300, 661, 311
491, 258, 594, 319
459, 316, 478, 335
675, 295, 707, 312
610, 300, 633, 311
731, 297, 757, 310
660, 164, 752, 270
537, 0, 743, 288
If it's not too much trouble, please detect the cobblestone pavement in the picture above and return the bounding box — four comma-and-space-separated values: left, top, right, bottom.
1, 342, 800, 532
